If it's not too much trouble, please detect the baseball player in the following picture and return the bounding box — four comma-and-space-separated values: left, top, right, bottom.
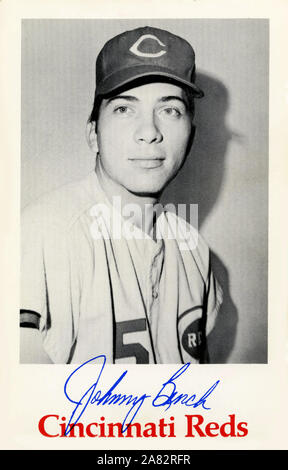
20, 26, 223, 364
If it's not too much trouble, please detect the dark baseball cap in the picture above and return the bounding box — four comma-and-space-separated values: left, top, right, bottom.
94, 26, 204, 99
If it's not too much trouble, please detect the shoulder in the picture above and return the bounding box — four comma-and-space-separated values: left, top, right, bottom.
21, 172, 99, 232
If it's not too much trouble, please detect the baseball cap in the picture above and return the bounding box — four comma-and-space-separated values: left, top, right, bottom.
94, 26, 204, 99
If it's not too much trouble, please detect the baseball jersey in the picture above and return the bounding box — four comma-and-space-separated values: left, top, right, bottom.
20, 171, 223, 364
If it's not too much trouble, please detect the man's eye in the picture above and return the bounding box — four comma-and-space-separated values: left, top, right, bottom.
161, 107, 182, 118
113, 105, 132, 115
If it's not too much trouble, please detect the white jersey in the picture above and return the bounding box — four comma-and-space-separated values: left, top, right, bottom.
20, 171, 223, 364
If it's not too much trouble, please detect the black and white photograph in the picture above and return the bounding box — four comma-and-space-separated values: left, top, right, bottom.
20, 19, 268, 364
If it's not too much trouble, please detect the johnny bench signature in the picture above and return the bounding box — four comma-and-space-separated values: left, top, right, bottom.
64, 355, 220, 435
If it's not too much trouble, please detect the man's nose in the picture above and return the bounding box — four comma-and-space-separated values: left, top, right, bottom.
134, 113, 163, 144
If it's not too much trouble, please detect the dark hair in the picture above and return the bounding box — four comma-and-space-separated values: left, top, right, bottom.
88, 76, 195, 127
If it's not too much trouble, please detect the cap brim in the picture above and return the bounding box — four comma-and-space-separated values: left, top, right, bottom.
96, 64, 204, 98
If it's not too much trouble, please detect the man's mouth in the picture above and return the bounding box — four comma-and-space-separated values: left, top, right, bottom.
128, 158, 165, 169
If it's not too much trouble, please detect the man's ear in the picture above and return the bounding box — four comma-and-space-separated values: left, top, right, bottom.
86, 121, 99, 154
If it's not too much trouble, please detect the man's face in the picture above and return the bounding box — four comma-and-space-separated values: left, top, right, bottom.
96, 81, 193, 196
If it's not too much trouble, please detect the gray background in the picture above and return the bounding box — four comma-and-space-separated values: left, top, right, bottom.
21, 19, 269, 363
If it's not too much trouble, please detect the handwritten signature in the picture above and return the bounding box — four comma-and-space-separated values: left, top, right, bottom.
64, 355, 220, 436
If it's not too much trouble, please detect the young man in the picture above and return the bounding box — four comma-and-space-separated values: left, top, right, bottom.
20, 26, 223, 364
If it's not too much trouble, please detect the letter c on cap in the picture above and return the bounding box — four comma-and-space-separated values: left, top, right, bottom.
129, 34, 166, 58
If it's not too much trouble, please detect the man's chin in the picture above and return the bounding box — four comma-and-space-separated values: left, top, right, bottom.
126, 188, 161, 199
124, 172, 175, 198
125, 181, 166, 199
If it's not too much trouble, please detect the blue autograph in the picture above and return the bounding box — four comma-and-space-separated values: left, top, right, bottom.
64, 355, 220, 436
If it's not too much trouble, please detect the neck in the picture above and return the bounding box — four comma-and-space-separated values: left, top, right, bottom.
95, 157, 162, 236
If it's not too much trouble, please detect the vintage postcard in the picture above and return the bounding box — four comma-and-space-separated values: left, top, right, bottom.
0, 0, 287, 453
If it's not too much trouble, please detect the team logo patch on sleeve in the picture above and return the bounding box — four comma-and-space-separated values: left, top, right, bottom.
181, 318, 203, 360
178, 307, 205, 361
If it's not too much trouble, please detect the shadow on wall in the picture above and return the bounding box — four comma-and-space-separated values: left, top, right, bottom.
208, 251, 238, 363
161, 72, 239, 363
